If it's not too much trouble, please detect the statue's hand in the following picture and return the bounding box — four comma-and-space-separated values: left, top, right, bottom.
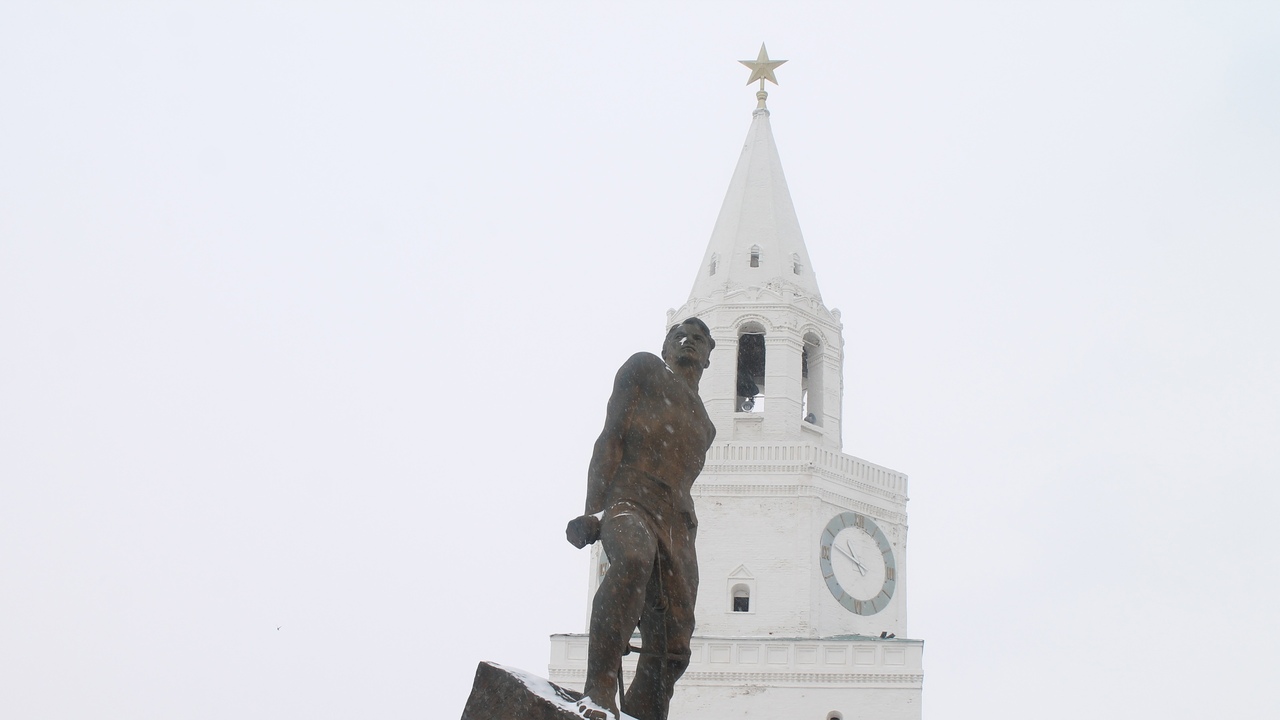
565, 515, 601, 549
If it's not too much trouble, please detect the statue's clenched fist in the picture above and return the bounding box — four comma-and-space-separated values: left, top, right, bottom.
565, 515, 602, 549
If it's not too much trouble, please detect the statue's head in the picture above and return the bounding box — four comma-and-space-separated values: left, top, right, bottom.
663, 317, 715, 370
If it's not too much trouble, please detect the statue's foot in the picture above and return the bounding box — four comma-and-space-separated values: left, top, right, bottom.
577, 704, 611, 720
579, 685, 619, 720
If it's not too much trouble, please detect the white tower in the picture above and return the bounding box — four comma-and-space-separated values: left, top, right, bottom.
550, 47, 923, 720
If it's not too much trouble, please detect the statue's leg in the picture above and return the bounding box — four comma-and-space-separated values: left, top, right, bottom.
622, 518, 698, 720
584, 509, 656, 717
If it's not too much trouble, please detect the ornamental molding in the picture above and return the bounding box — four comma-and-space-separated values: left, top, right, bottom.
692, 482, 906, 526
812, 465, 906, 505
682, 671, 923, 685
725, 312, 776, 334
671, 293, 841, 329
797, 323, 831, 348
698, 463, 906, 506
549, 668, 923, 686
704, 443, 908, 490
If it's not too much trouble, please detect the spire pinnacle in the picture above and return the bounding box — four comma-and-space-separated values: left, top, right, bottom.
739, 43, 787, 110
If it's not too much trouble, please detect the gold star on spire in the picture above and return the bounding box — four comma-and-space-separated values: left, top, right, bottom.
740, 43, 787, 88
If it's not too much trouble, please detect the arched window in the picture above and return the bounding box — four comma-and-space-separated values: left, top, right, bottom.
736, 324, 766, 413
802, 333, 823, 426
792, 253, 802, 275
731, 584, 750, 612
826, 712, 844, 720
709, 253, 719, 276
749, 245, 761, 268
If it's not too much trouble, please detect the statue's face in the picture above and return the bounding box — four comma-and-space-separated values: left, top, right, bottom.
663, 322, 713, 370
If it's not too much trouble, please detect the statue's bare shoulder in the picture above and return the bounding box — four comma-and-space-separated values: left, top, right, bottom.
615, 351, 668, 385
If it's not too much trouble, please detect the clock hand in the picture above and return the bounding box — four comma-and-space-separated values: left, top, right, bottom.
835, 543, 867, 575
845, 540, 867, 575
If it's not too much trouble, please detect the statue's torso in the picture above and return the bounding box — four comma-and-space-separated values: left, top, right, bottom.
611, 353, 715, 516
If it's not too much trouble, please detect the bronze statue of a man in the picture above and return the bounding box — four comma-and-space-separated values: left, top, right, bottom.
566, 318, 716, 720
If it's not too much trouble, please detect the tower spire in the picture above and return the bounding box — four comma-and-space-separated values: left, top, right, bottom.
685, 45, 819, 304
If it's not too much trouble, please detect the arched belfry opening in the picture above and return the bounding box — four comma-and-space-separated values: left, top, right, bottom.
736, 323, 766, 412
749, 244, 761, 268
802, 332, 824, 425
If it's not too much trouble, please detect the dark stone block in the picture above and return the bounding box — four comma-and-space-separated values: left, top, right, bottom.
460, 661, 629, 720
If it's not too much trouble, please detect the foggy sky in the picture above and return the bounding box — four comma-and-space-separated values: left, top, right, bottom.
2, 3, 1278, 718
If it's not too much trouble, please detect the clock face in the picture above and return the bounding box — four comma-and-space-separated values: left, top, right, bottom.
818, 512, 896, 616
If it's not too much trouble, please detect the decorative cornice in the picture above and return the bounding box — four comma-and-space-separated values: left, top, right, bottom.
693, 482, 906, 526
549, 668, 923, 686
684, 671, 924, 685
697, 464, 906, 505
672, 294, 841, 330
698, 442, 909, 500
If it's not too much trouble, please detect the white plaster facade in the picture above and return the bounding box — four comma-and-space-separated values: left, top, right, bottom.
550, 98, 923, 719
550, 633, 922, 720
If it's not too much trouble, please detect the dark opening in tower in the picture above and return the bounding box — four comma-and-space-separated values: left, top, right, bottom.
802, 333, 824, 425
736, 329, 765, 412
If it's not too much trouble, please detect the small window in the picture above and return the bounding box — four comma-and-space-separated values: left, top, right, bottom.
749, 245, 761, 268
827, 713, 844, 720
732, 584, 751, 612
709, 253, 719, 276
792, 253, 802, 275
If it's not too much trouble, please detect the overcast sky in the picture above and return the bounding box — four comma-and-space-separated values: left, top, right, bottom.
2, 2, 1278, 718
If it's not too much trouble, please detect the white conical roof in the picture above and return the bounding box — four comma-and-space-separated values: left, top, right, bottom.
688, 105, 822, 303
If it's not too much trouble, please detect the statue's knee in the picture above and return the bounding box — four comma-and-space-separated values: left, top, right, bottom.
667, 633, 694, 675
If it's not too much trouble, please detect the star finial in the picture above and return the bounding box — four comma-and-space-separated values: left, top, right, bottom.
740, 43, 787, 88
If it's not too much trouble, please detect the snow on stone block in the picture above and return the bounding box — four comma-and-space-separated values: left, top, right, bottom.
460, 661, 636, 720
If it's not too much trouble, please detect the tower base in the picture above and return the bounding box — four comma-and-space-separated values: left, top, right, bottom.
549, 633, 923, 720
